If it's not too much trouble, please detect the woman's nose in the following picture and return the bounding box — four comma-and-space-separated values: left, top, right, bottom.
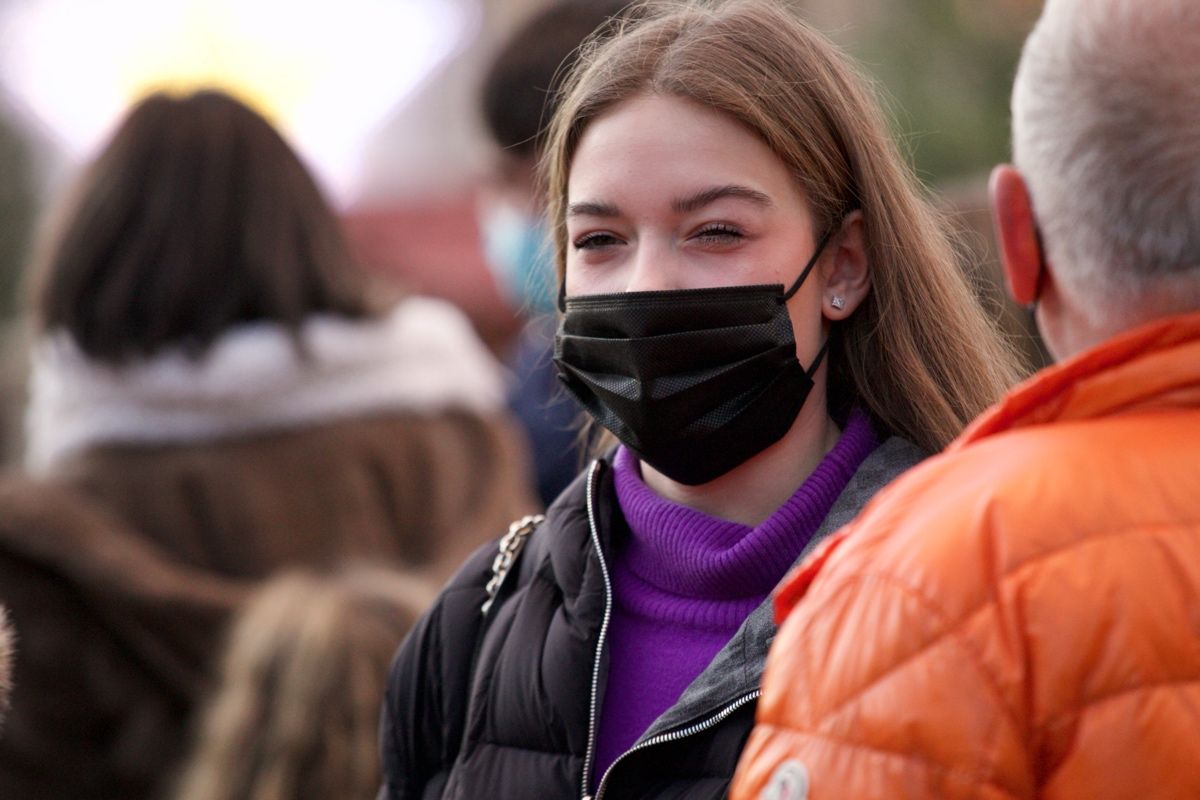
624, 238, 682, 293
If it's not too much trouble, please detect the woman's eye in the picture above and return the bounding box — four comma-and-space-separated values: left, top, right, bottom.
573, 231, 623, 250
694, 224, 744, 244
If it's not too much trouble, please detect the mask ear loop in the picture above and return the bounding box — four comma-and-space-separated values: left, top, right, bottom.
782, 226, 838, 301
784, 224, 839, 376
805, 337, 831, 377
557, 271, 567, 313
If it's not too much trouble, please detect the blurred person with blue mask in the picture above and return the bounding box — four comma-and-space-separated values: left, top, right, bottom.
478, 182, 556, 317
477, 0, 631, 505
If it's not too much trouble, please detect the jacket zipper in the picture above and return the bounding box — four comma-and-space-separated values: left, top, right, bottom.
589, 689, 762, 800
578, 458, 761, 799
581, 460, 613, 800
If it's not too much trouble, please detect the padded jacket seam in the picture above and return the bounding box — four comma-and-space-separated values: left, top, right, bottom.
812, 571, 1025, 766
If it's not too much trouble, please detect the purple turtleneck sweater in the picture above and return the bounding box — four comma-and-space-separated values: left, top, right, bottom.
592, 408, 879, 782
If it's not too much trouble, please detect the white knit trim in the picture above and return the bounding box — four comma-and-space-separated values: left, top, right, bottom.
25, 297, 509, 473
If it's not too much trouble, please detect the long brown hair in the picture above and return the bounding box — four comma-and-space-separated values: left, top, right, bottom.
544, 0, 1027, 452
31, 89, 369, 364
175, 568, 432, 800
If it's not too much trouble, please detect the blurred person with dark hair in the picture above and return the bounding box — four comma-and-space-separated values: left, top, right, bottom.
175, 568, 432, 800
733, 1, 1200, 797
0, 88, 536, 800
478, 0, 631, 505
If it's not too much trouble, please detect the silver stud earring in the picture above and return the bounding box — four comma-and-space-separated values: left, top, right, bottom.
830, 295, 845, 310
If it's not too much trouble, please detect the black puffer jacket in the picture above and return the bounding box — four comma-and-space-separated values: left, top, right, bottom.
380, 439, 923, 799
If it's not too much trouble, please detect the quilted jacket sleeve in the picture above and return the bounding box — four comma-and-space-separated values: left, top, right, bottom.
734, 324, 1200, 800
732, 562, 1034, 800
379, 544, 495, 800
729, 444, 1046, 800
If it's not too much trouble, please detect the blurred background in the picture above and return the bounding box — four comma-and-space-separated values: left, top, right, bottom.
0, 0, 1045, 466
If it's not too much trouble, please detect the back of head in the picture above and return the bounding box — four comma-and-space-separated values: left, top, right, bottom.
545, 0, 1026, 451
481, 0, 634, 163
175, 568, 432, 800
32, 90, 369, 364
1013, 0, 1200, 322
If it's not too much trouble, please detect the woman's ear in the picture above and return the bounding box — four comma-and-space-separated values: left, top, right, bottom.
822, 210, 870, 320
990, 165, 1046, 306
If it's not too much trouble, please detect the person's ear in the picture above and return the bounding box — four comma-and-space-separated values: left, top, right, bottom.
990, 165, 1046, 305
822, 210, 870, 320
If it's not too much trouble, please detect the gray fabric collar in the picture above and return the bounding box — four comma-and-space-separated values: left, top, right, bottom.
637, 435, 926, 741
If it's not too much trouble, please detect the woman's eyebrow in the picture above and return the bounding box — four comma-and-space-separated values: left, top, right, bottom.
566, 185, 772, 219
567, 200, 622, 218
672, 185, 772, 214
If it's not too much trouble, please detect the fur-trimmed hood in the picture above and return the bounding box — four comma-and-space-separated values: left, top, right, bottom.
25, 297, 508, 473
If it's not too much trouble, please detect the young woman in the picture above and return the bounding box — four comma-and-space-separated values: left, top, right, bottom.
380, 2, 1026, 798
0, 90, 536, 800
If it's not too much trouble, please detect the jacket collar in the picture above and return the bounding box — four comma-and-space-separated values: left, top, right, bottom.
531, 436, 924, 738
773, 310, 1200, 623
636, 436, 925, 740
955, 310, 1200, 447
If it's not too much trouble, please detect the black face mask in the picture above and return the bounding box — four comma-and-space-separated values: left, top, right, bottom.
554, 230, 833, 486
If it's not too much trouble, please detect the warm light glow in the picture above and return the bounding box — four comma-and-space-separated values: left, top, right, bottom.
0, 0, 476, 204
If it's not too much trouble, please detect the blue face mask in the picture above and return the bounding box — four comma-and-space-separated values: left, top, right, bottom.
479, 202, 556, 315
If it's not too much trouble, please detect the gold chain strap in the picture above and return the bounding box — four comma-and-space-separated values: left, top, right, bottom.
481, 514, 545, 616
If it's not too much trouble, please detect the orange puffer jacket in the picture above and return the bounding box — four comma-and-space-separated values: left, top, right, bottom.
732, 312, 1200, 800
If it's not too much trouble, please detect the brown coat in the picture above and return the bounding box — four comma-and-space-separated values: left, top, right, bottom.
0, 410, 537, 800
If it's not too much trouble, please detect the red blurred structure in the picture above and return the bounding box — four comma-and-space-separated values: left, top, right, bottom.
343, 193, 522, 353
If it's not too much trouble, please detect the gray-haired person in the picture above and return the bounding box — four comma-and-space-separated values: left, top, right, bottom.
735, 1, 1200, 797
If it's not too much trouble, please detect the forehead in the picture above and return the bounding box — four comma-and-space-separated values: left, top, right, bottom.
568, 93, 802, 206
